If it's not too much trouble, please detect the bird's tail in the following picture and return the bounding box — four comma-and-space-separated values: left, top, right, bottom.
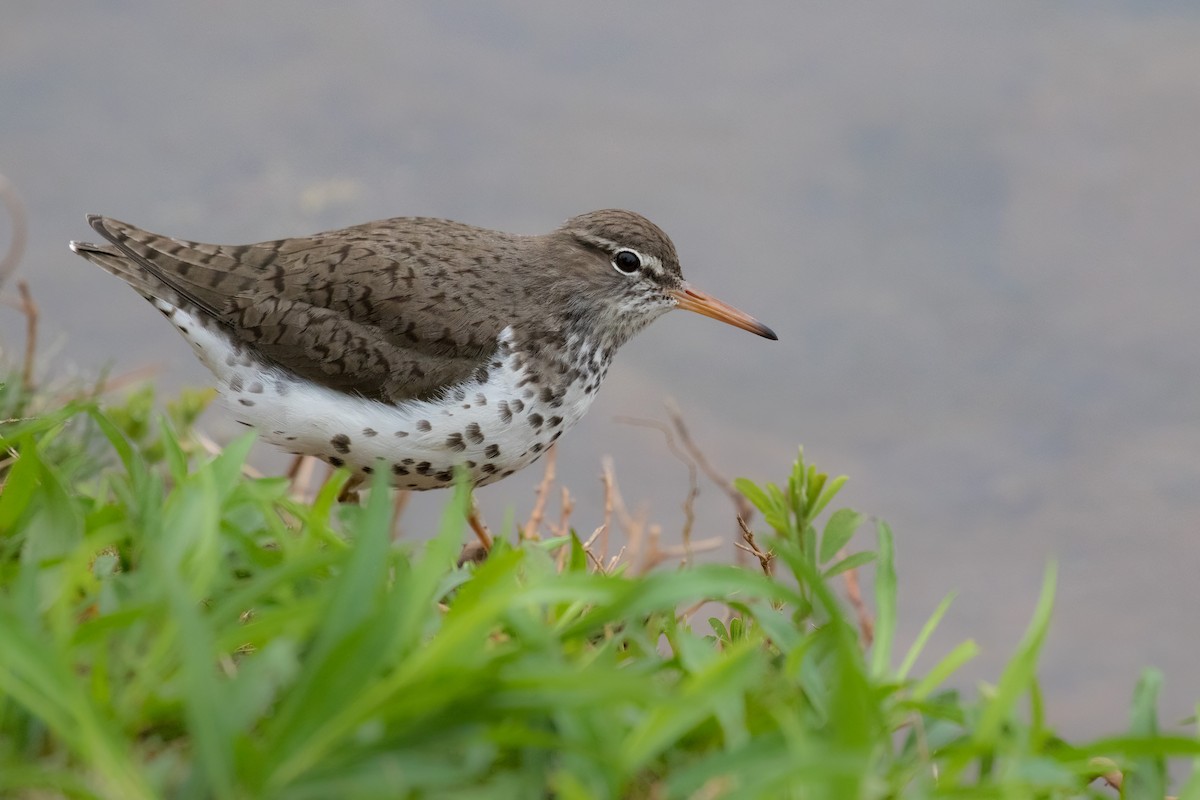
69, 238, 168, 302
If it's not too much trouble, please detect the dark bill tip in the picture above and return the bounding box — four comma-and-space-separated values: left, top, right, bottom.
670, 285, 778, 341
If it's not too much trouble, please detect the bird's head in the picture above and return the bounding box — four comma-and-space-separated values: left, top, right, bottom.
548, 209, 777, 347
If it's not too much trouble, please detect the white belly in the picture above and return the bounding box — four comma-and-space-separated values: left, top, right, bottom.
161, 301, 602, 489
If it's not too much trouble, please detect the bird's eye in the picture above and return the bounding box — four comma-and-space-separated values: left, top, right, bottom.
612, 249, 642, 275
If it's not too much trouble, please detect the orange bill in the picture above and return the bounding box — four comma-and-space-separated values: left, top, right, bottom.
670, 284, 777, 340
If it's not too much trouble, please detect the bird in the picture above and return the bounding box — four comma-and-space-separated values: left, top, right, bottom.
71, 210, 775, 533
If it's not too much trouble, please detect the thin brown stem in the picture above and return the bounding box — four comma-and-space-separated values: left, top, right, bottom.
665, 401, 755, 524
195, 432, 264, 478
522, 443, 557, 540
599, 457, 616, 562
16, 280, 37, 393
736, 516, 773, 576
663, 402, 759, 568
555, 485, 573, 538
839, 552, 875, 646
613, 414, 699, 561
0, 172, 27, 291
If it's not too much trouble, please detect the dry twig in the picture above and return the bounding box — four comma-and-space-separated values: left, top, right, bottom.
195, 432, 264, 478
522, 443, 557, 540
663, 402, 760, 567
16, 280, 36, 393
735, 516, 773, 576
554, 485, 573, 539
600, 457, 641, 561
0, 172, 27, 291
577, 523, 609, 573
614, 414, 699, 563
599, 457, 616, 562
637, 523, 664, 573
665, 401, 755, 524
604, 546, 626, 573
679, 599, 708, 623
839, 551, 875, 646
85, 364, 163, 398
597, 462, 651, 572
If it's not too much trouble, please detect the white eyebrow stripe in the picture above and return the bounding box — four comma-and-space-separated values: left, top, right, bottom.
577, 234, 665, 276
576, 233, 625, 252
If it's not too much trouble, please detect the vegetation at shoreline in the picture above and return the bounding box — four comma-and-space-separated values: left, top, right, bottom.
1, 363, 1198, 797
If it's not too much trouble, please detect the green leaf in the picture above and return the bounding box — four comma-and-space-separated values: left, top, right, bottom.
806, 471, 826, 513
158, 413, 190, 483
0, 435, 40, 533
566, 531, 588, 573
205, 432, 258, 498
818, 508, 864, 564
765, 483, 791, 534
619, 640, 764, 772
809, 474, 849, 520
821, 551, 876, 579
732, 477, 770, 517
86, 406, 139, 477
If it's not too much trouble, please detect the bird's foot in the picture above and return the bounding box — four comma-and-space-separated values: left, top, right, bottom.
337, 473, 365, 503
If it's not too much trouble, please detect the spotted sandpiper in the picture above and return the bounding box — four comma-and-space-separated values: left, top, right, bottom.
71, 210, 775, 508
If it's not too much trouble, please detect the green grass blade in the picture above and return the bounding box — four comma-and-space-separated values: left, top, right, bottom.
870, 521, 896, 678
162, 560, 237, 798
911, 639, 980, 701
0, 611, 155, 799
619, 640, 764, 773
897, 593, 956, 681
1178, 704, 1200, 800
261, 467, 397, 773
0, 434, 41, 532
1126, 668, 1167, 800
973, 562, 1057, 744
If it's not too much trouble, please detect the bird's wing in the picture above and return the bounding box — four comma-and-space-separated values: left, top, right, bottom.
80, 215, 517, 404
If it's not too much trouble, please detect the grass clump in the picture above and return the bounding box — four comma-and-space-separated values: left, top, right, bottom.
0, 384, 1198, 799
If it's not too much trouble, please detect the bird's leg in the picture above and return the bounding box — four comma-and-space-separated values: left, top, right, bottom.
285, 453, 307, 480
467, 496, 493, 550
337, 472, 365, 504
456, 496, 493, 566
